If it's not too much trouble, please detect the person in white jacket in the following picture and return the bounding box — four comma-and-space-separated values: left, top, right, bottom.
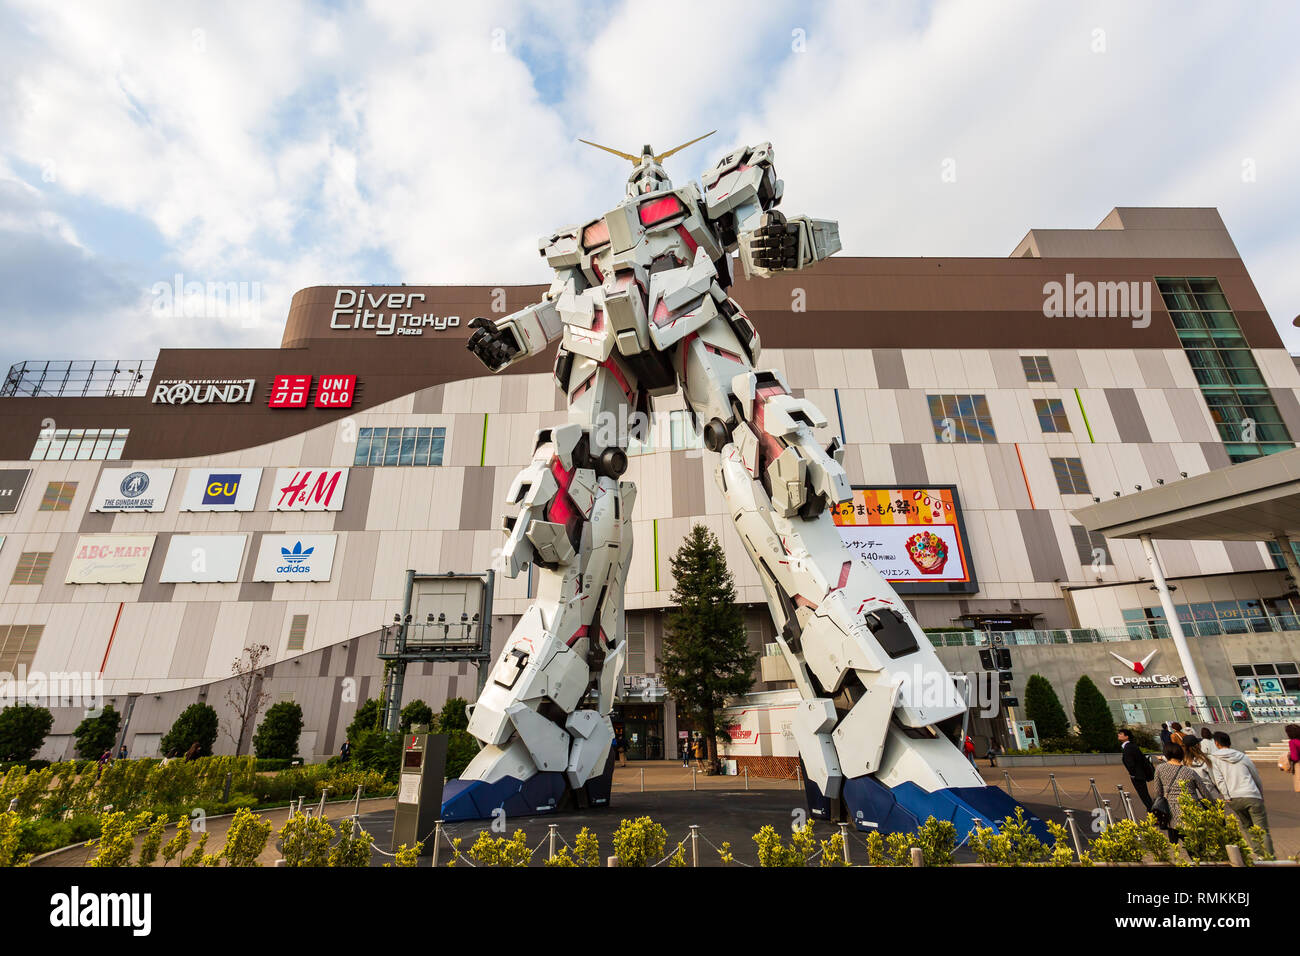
1208, 731, 1273, 857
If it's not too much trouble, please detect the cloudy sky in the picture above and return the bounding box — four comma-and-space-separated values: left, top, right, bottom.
1, 0, 1298, 373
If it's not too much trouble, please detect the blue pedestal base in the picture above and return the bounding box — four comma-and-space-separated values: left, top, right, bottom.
440, 752, 617, 822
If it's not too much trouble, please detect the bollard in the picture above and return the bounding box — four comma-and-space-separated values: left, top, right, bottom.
1049, 773, 1062, 808
1002, 770, 1012, 792
692, 768, 697, 791
274, 858, 286, 867
1117, 786, 1135, 822
222, 772, 232, 803
910, 846, 925, 867
548, 824, 557, 861
640, 768, 644, 793
1226, 844, 1246, 868
606, 854, 619, 868
317, 788, 329, 820
1102, 799, 1114, 829
1089, 777, 1104, 812
744, 767, 749, 791
690, 825, 699, 868
431, 821, 443, 867
296, 795, 304, 815
1063, 809, 1084, 857
796, 764, 802, 791
839, 823, 851, 865
354, 784, 362, 819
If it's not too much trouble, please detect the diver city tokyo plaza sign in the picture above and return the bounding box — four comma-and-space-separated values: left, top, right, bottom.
329, 288, 461, 336
90, 468, 175, 513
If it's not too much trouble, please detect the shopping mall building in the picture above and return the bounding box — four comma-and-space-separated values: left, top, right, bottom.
2, 206, 1299, 763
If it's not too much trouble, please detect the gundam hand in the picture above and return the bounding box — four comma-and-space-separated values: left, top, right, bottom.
467, 316, 523, 371
745, 211, 800, 271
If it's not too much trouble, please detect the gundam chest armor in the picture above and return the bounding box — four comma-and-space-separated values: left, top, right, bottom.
447, 134, 1046, 839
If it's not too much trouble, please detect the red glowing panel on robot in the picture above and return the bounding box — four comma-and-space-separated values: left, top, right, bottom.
637, 195, 684, 226
582, 219, 610, 248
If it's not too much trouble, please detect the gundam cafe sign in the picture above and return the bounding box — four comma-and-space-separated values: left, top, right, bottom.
832, 486, 977, 593
330, 288, 462, 337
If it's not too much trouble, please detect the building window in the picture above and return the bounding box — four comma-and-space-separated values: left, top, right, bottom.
1069, 526, 1107, 566
927, 394, 996, 443
1021, 355, 1054, 382
668, 411, 703, 451
1051, 458, 1091, 495
287, 614, 309, 651
353, 426, 445, 466
1233, 662, 1300, 695
1266, 539, 1300, 570
0, 624, 43, 673
1034, 398, 1070, 433
625, 615, 646, 675
1157, 277, 1293, 462
11, 552, 53, 586
38, 481, 78, 512
30, 428, 128, 461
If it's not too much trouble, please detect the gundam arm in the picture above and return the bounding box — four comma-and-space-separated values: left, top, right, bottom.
701, 141, 841, 281
467, 227, 590, 372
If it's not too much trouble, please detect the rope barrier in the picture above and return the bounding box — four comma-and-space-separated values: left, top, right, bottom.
648, 834, 691, 868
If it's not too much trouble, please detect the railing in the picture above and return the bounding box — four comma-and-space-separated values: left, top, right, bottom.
377, 621, 484, 655
925, 612, 1300, 647
1103, 694, 1300, 727
2, 359, 156, 398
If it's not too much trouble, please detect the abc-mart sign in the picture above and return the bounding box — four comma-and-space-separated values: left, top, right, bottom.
152, 379, 256, 404
91, 468, 175, 513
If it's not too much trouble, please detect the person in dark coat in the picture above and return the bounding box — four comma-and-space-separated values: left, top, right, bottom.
1159, 723, 1172, 748
1118, 727, 1154, 811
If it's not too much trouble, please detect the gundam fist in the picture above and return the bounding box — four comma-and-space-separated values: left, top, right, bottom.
747, 210, 801, 270
467, 316, 522, 371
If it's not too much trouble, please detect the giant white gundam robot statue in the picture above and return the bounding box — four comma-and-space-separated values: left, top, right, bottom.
443, 133, 1045, 838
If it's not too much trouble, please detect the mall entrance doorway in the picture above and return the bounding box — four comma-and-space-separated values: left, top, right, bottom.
612, 704, 665, 760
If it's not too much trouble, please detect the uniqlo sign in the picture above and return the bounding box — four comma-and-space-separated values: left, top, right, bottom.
269, 375, 312, 408
314, 375, 356, 408
271, 468, 349, 511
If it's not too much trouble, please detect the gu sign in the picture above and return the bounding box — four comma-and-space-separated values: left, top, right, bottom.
271, 468, 348, 511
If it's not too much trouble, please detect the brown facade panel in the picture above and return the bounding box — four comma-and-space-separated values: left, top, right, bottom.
1104, 388, 1152, 444
1017, 510, 1069, 583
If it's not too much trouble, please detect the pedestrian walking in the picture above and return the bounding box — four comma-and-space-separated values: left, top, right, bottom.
1181, 737, 1223, 801
184, 742, 201, 761
986, 741, 1000, 768
1152, 741, 1212, 844
962, 735, 976, 764
1159, 723, 1172, 748
1208, 731, 1274, 857
116, 744, 128, 760
1280, 724, 1300, 793
1169, 721, 1185, 745
1118, 728, 1155, 812
1198, 727, 1218, 754
339, 740, 351, 762
680, 736, 690, 768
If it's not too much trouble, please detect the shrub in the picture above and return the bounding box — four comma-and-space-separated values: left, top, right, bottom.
277, 811, 335, 867
329, 822, 375, 867
160, 817, 192, 866
222, 807, 273, 867
1073, 675, 1118, 752
613, 816, 667, 867
88, 810, 150, 868
400, 700, 434, 732
753, 823, 817, 867
387, 842, 422, 867
1023, 675, 1068, 740
0, 811, 26, 867
1177, 793, 1251, 865
969, 808, 1051, 866
345, 699, 383, 743
436, 698, 469, 733
0, 705, 53, 763
16, 815, 100, 859
352, 729, 402, 780
73, 705, 121, 760
252, 701, 303, 760
1087, 817, 1174, 864
864, 817, 956, 866
137, 814, 169, 867
573, 827, 600, 867
468, 829, 532, 867
160, 703, 219, 758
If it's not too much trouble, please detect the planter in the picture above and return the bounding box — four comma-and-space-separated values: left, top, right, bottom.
996, 753, 1124, 768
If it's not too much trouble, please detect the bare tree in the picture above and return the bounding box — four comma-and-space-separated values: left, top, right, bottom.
223, 643, 272, 755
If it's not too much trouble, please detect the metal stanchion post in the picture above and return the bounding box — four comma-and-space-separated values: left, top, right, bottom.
690, 825, 699, 868
296, 795, 304, 815
744, 767, 749, 791
692, 768, 697, 791
1002, 770, 1012, 791
1102, 799, 1114, 829
1089, 777, 1103, 812
431, 821, 443, 867
1117, 785, 1135, 822
1049, 773, 1062, 808
839, 823, 851, 865
640, 768, 644, 793
317, 788, 329, 819
354, 784, 362, 819
548, 824, 557, 861
910, 847, 924, 867
1063, 809, 1084, 857
796, 764, 802, 791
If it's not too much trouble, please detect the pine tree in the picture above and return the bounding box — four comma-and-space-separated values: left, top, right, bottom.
1073, 675, 1118, 752
1022, 674, 1068, 740
659, 524, 756, 772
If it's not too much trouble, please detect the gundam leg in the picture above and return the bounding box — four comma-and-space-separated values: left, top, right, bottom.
441, 353, 637, 822
679, 317, 1047, 839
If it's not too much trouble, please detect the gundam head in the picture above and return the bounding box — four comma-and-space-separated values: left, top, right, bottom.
579, 130, 715, 198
